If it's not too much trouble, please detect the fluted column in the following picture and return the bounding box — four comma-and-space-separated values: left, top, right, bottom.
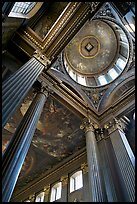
60, 175, 68, 202
104, 118, 135, 202
80, 118, 107, 202
81, 163, 90, 202
2, 51, 51, 128
2, 86, 49, 202
43, 185, 50, 202
2, 2, 15, 22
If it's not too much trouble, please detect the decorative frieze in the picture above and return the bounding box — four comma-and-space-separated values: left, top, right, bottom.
85, 2, 100, 13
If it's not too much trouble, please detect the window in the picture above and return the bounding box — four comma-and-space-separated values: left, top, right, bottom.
35, 192, 45, 202
77, 75, 86, 86
108, 68, 119, 80
10, 2, 36, 15
98, 75, 107, 86
116, 58, 126, 69
50, 182, 62, 202
70, 170, 83, 193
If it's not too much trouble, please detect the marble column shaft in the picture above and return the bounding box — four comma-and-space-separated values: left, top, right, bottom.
2, 57, 45, 128
2, 89, 48, 202
80, 119, 107, 202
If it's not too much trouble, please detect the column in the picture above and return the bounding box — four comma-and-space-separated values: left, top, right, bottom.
60, 175, 68, 202
2, 86, 49, 202
104, 118, 135, 202
2, 50, 51, 128
81, 162, 90, 202
80, 118, 107, 202
95, 128, 118, 202
43, 184, 50, 202
2, 2, 15, 22
28, 194, 36, 202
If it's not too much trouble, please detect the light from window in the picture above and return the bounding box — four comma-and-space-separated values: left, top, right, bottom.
50, 182, 62, 202
77, 75, 86, 86
69, 69, 76, 81
70, 170, 83, 193
98, 75, 107, 85
125, 24, 135, 33
116, 58, 126, 69
108, 68, 118, 80
133, 112, 135, 120
35, 192, 45, 202
10, 2, 36, 15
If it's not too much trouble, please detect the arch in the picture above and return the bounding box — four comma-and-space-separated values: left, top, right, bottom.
98, 69, 135, 111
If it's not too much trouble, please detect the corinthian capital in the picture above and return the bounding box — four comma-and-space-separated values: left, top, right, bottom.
44, 184, 50, 195
61, 175, 68, 186
80, 118, 99, 133
33, 50, 51, 67
104, 118, 126, 134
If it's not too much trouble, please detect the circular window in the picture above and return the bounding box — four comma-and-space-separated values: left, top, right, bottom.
63, 19, 131, 87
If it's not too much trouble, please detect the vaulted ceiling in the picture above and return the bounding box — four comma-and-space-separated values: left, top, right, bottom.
2, 1, 135, 198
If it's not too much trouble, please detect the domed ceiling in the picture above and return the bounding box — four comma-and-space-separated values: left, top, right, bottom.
65, 19, 117, 75
63, 19, 129, 87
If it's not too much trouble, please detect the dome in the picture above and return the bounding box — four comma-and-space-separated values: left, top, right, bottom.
63, 19, 130, 87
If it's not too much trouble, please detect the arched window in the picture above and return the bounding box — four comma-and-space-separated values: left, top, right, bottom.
50, 182, 62, 202
35, 192, 45, 202
10, 2, 36, 15
70, 170, 83, 193
8, 2, 43, 19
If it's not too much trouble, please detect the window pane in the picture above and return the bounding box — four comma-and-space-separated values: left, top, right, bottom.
116, 58, 126, 69
98, 75, 107, 85
70, 177, 74, 193
77, 75, 86, 86
108, 68, 118, 80
50, 188, 56, 202
10, 2, 36, 15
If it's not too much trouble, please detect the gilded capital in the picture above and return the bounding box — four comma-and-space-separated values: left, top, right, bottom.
44, 184, 50, 195
80, 118, 98, 133
61, 175, 68, 186
104, 118, 126, 134
29, 193, 35, 201
81, 162, 88, 174
33, 50, 51, 67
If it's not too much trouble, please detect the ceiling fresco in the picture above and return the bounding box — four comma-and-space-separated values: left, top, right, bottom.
2, 88, 85, 189
32, 2, 68, 39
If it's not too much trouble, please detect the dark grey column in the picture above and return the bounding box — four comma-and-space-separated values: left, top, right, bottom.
80, 118, 107, 202
2, 2, 15, 22
95, 129, 118, 202
43, 185, 50, 202
60, 175, 68, 202
2, 52, 50, 128
81, 163, 90, 202
2, 87, 49, 202
104, 118, 135, 202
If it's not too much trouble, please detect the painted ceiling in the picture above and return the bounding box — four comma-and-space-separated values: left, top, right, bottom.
64, 19, 118, 75
2, 88, 85, 189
